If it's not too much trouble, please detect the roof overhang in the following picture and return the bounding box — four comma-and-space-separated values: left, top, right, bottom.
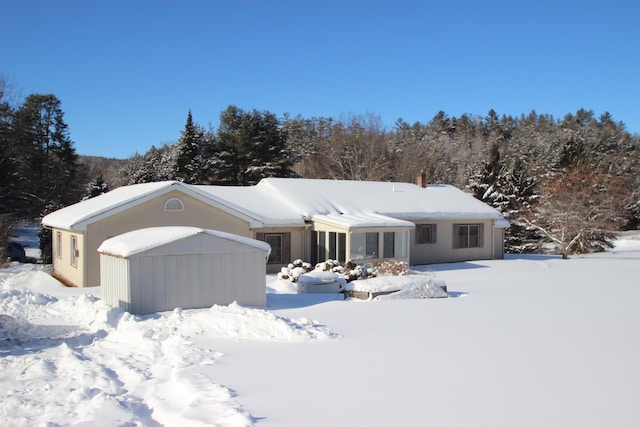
311, 213, 416, 230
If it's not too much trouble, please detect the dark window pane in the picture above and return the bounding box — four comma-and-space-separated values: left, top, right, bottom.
383, 232, 395, 258
266, 234, 283, 263
365, 232, 378, 258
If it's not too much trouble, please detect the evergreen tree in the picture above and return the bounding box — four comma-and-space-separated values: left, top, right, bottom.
12, 94, 80, 215
0, 82, 16, 213
82, 173, 110, 200
469, 142, 508, 208
215, 106, 295, 185
469, 143, 541, 253
174, 110, 205, 184
38, 201, 63, 264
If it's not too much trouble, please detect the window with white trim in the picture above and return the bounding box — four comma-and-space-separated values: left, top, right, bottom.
56, 231, 62, 259
70, 235, 78, 267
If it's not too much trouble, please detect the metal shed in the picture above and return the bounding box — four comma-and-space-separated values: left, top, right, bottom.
97, 226, 270, 315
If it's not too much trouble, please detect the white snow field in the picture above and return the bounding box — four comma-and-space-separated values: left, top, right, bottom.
1, 235, 639, 427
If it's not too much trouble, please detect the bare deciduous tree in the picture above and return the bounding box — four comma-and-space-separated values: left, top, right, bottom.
523, 162, 630, 258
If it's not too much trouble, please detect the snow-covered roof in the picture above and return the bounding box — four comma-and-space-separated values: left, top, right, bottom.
257, 178, 505, 221
43, 178, 507, 231
311, 213, 415, 229
41, 181, 266, 231
97, 226, 271, 258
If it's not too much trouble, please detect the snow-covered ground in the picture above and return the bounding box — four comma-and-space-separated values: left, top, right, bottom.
1, 233, 639, 426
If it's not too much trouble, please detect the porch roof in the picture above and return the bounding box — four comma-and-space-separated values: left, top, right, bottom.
311, 213, 416, 229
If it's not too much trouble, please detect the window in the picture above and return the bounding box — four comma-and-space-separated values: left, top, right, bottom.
395, 231, 407, 258
317, 231, 346, 262
337, 233, 346, 262
350, 233, 365, 260
381, 232, 408, 258
56, 232, 62, 259
328, 232, 336, 260
318, 231, 326, 261
256, 232, 291, 265
164, 197, 184, 211
416, 224, 436, 244
454, 224, 483, 248
70, 235, 78, 267
383, 232, 395, 258
365, 232, 378, 258
265, 234, 283, 264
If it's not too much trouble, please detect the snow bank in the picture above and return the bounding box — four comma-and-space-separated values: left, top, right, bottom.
342, 274, 447, 299
2, 234, 639, 427
0, 266, 339, 426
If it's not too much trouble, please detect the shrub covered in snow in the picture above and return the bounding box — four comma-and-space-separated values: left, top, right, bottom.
278, 259, 377, 283
278, 259, 314, 282
374, 259, 410, 276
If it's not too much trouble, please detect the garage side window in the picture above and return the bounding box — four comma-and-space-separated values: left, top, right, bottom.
56, 231, 62, 259
164, 197, 184, 211
70, 235, 78, 267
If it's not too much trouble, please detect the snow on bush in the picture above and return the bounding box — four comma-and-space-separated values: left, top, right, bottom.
343, 268, 448, 299
278, 259, 377, 283
374, 259, 410, 276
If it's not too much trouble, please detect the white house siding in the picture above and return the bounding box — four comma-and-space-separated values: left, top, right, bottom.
99, 230, 268, 315
100, 255, 131, 312
123, 252, 266, 315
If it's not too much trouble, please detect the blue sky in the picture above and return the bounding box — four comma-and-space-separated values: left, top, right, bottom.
2, 0, 638, 158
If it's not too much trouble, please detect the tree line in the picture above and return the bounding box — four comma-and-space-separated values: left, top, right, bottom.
115, 106, 639, 257
1, 75, 639, 259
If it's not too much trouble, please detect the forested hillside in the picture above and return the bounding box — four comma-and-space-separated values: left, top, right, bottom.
2, 75, 638, 258
117, 107, 638, 256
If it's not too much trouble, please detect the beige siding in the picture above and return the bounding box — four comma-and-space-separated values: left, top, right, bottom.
51, 229, 86, 287
410, 219, 495, 265
253, 227, 306, 274
82, 190, 251, 286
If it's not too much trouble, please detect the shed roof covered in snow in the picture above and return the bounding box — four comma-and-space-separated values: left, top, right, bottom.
43, 178, 507, 231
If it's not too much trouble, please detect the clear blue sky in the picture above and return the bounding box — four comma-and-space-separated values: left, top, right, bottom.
2, 0, 638, 158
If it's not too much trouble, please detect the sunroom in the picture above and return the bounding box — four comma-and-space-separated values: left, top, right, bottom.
309, 213, 415, 265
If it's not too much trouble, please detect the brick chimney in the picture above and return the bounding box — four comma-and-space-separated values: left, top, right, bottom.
416, 170, 427, 188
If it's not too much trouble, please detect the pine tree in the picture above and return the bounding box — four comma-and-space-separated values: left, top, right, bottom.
469, 142, 508, 209
82, 173, 110, 200
174, 110, 205, 184
469, 143, 541, 253
215, 106, 294, 185
12, 94, 80, 215
38, 201, 63, 264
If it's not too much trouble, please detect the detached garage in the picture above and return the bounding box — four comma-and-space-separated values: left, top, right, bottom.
97, 226, 270, 315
